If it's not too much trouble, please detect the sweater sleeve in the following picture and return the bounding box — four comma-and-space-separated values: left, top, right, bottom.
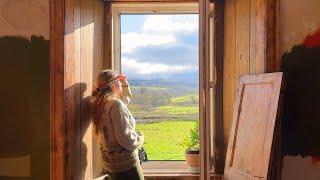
110, 100, 143, 151
118, 79, 132, 105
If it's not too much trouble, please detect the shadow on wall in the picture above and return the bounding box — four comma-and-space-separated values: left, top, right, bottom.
64, 82, 94, 180
281, 28, 320, 158
0, 36, 49, 180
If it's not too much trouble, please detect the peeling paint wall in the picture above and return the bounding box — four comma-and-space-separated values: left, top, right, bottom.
280, 0, 320, 179
0, 0, 50, 180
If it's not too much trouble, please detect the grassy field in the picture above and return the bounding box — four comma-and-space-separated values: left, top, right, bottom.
129, 86, 199, 160
170, 94, 199, 104
136, 120, 197, 160
156, 105, 198, 116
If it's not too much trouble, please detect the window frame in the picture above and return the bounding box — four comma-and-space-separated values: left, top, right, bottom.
109, 2, 199, 173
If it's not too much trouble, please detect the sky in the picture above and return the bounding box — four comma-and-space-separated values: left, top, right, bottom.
120, 14, 199, 81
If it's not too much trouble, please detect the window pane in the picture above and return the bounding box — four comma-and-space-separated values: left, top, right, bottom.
120, 14, 199, 160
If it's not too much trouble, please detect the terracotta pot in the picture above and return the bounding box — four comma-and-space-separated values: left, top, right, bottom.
185, 151, 200, 173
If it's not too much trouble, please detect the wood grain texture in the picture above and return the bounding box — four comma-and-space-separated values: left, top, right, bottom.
235, 0, 250, 78
224, 73, 282, 180
80, 0, 95, 179
212, 0, 225, 175
96, 174, 223, 180
223, 0, 279, 173
104, 2, 113, 69
65, 0, 77, 179
50, 0, 65, 180
58, 1, 105, 179
93, 0, 105, 177
223, 0, 237, 160
266, 0, 281, 72
199, 0, 211, 179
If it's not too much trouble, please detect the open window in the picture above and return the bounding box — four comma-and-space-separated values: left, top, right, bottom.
108, 2, 201, 173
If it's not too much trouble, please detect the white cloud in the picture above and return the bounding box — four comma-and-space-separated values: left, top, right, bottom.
122, 57, 196, 75
121, 14, 198, 53
143, 15, 198, 34
121, 33, 175, 53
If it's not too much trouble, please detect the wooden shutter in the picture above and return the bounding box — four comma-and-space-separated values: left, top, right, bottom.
224, 72, 282, 180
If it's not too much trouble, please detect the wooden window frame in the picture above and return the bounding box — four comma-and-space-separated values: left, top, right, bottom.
108, 2, 200, 173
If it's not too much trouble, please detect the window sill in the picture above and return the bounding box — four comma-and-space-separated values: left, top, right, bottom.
94, 161, 223, 179
142, 161, 192, 174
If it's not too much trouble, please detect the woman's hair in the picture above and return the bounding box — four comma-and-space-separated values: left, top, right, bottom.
91, 70, 118, 133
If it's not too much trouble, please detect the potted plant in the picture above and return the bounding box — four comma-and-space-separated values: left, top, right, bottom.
178, 121, 200, 173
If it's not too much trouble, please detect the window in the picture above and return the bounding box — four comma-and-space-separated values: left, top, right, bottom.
111, 2, 199, 171
121, 14, 199, 160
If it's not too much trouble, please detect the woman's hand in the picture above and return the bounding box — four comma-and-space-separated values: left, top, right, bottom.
137, 131, 143, 137
116, 74, 127, 82
136, 131, 144, 146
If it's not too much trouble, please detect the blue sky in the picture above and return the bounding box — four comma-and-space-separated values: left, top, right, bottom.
120, 14, 199, 81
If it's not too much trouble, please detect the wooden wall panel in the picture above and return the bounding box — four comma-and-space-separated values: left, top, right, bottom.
223, 0, 279, 174
65, 0, 77, 179
93, 0, 105, 177
50, 0, 65, 180
249, 0, 266, 74
235, 0, 250, 78
63, 0, 105, 179
80, 0, 94, 179
104, 2, 112, 69
223, 0, 236, 155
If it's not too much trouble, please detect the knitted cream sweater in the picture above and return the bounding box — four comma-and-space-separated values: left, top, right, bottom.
96, 80, 144, 172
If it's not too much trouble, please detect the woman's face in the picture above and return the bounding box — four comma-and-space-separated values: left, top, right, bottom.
110, 79, 122, 96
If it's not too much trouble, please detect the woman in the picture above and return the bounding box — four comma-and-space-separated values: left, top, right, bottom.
92, 70, 144, 180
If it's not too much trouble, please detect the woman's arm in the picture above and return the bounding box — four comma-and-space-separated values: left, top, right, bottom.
110, 100, 143, 151
119, 79, 132, 105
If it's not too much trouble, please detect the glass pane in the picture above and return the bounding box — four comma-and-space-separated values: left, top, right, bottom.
120, 14, 199, 160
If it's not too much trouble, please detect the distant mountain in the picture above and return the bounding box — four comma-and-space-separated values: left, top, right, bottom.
128, 79, 198, 88
126, 71, 198, 81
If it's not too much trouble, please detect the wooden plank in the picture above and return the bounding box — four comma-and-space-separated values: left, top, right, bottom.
223, 0, 237, 162
274, 0, 280, 72
104, 2, 113, 69
224, 72, 282, 180
96, 174, 222, 180
249, 0, 266, 74
199, 0, 211, 179
93, 0, 105, 177
74, 0, 82, 179
80, 0, 94, 179
212, 0, 225, 175
64, 0, 76, 179
266, 0, 280, 72
209, 2, 215, 176
50, 0, 65, 180
235, 0, 250, 79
